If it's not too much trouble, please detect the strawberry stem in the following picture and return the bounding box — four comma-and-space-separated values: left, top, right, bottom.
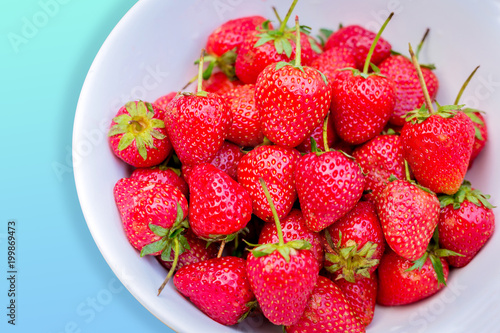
404, 160, 411, 182
454, 66, 480, 105
157, 237, 180, 296
272, 6, 282, 25
259, 178, 284, 246
294, 16, 301, 67
415, 28, 430, 60
362, 12, 394, 75
278, 0, 298, 34
196, 49, 207, 96
323, 113, 330, 152
408, 43, 435, 114
217, 240, 226, 258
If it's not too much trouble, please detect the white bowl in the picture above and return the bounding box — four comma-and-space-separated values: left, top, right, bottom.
73, 0, 500, 332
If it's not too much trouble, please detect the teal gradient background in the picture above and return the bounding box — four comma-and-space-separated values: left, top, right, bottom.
0, 0, 173, 332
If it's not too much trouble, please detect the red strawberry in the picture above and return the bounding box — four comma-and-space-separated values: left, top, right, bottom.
201, 71, 244, 95
332, 274, 377, 327
164, 54, 232, 167
221, 84, 264, 147
209, 141, 244, 180
438, 180, 495, 267
130, 165, 188, 198
188, 163, 252, 240
295, 114, 337, 153
324, 24, 391, 70
108, 101, 171, 167
330, 14, 396, 145
295, 149, 365, 232
237, 145, 301, 222
324, 201, 385, 281
113, 178, 188, 255
352, 134, 405, 204
285, 276, 365, 333
246, 179, 320, 325
173, 257, 256, 326
259, 209, 324, 265
377, 249, 448, 306
206, 16, 269, 57
156, 229, 218, 272
379, 54, 439, 126
255, 18, 332, 148
310, 46, 356, 83
376, 178, 440, 261
234, 2, 316, 84
152, 92, 176, 114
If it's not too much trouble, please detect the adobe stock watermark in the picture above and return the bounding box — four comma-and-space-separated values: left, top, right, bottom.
7, 0, 73, 54
213, 0, 244, 21
51, 63, 169, 182
459, 73, 500, 109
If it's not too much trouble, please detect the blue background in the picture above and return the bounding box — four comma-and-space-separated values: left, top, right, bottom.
1, 0, 173, 332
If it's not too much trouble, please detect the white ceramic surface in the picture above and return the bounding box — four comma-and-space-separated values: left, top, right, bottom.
73, 1, 500, 332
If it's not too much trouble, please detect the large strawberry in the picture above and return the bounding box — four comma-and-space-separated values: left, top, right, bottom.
285, 276, 365, 333
237, 144, 301, 222
401, 45, 475, 195
108, 101, 171, 167
221, 84, 264, 147
164, 53, 232, 167
188, 163, 252, 241
330, 14, 396, 145
255, 17, 331, 148
173, 257, 256, 326
246, 179, 320, 325
352, 134, 405, 204
295, 148, 365, 232
438, 180, 495, 267
376, 178, 440, 261
324, 201, 385, 282
234, 0, 316, 84
130, 165, 188, 198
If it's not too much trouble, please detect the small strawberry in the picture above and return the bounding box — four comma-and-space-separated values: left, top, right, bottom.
173, 257, 256, 326
332, 273, 377, 327
152, 92, 176, 114
237, 144, 301, 222
108, 101, 171, 167
234, 0, 316, 84
164, 52, 232, 167
295, 114, 337, 154
246, 179, 319, 326
130, 165, 188, 198
255, 17, 332, 148
201, 71, 244, 95
376, 177, 440, 261
188, 163, 252, 241
221, 84, 264, 147
438, 180, 495, 267
401, 45, 475, 195
352, 134, 405, 204
324, 24, 391, 70
330, 14, 396, 145
324, 201, 385, 282
285, 276, 365, 333
310, 46, 356, 83
295, 146, 365, 232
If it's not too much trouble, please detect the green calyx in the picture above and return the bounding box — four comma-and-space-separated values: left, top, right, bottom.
462, 108, 485, 140
438, 180, 495, 210
324, 230, 379, 283
197, 48, 238, 81
404, 102, 465, 124
108, 101, 166, 161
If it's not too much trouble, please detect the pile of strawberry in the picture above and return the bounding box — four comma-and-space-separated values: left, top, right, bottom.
108, 1, 496, 331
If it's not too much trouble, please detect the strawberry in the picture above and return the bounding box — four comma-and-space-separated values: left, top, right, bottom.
130, 165, 188, 198
376, 178, 440, 261
295, 114, 337, 153
246, 179, 320, 325
221, 84, 264, 147
330, 14, 396, 145
285, 276, 365, 333
352, 134, 405, 204
309, 46, 356, 83
209, 141, 244, 180
376, 249, 448, 306
234, 1, 316, 84
201, 71, 244, 95
255, 17, 332, 148
164, 53, 232, 167
324, 24, 391, 70
438, 180, 495, 267
152, 92, 176, 114
332, 274, 377, 327
108, 101, 171, 167
259, 209, 324, 265
401, 45, 475, 195
295, 148, 365, 232
237, 144, 301, 222
324, 201, 385, 282
206, 16, 269, 57
173, 256, 256, 325
188, 163, 252, 240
